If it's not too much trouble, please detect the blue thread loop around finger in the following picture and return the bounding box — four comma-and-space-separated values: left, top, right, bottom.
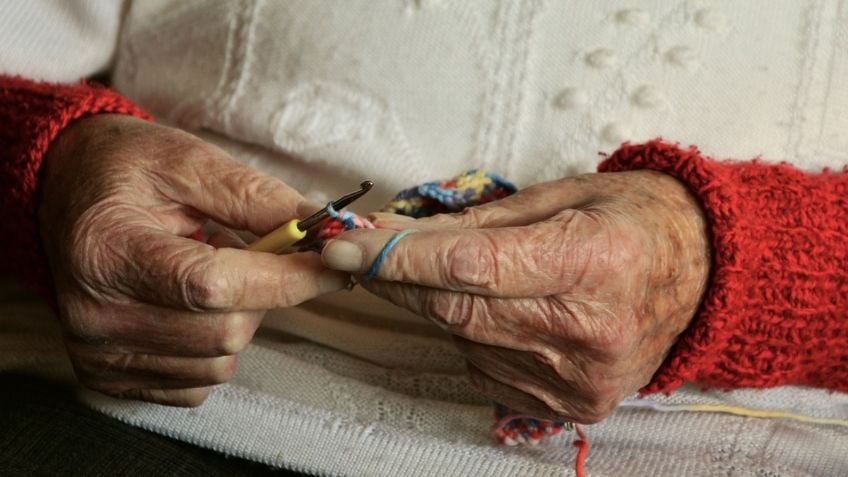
364, 229, 418, 280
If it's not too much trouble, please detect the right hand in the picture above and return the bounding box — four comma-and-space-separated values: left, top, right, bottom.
38, 114, 349, 406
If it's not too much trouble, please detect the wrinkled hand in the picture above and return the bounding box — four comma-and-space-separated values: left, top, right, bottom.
322, 171, 709, 423
39, 115, 348, 406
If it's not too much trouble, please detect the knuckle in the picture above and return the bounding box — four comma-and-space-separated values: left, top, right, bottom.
454, 206, 491, 227
181, 261, 233, 311
211, 314, 253, 355
207, 356, 238, 384
568, 376, 623, 423
575, 398, 618, 424
425, 292, 481, 328
99, 352, 135, 375
445, 234, 499, 291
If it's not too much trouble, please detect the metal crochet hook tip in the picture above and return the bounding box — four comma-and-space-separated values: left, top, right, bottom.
297, 180, 374, 231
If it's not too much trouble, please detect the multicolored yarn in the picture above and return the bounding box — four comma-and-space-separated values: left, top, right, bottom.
303, 202, 376, 252
491, 406, 588, 477
321, 202, 376, 239
492, 403, 571, 446
381, 169, 517, 218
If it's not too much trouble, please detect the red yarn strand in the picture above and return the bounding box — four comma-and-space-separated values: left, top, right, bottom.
573, 424, 589, 477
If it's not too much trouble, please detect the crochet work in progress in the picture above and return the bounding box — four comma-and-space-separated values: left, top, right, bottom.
6, 74, 848, 476
381, 169, 517, 217
6, 74, 846, 403
311, 169, 589, 473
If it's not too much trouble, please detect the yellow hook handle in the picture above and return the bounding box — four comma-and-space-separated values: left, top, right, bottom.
246, 219, 307, 254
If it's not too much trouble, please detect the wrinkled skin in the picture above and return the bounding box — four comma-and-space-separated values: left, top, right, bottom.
39, 115, 349, 406
322, 171, 710, 423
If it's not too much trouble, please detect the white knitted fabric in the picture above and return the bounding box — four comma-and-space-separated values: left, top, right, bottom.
3, 0, 848, 475
0, 0, 124, 82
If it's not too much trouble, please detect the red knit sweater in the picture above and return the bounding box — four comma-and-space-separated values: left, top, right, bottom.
2, 75, 846, 395
601, 142, 848, 395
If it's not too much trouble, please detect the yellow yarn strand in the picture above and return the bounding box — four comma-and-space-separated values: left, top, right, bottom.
680, 403, 848, 427
620, 400, 848, 428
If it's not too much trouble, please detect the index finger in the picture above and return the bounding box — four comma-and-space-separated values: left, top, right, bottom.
123, 229, 350, 311
321, 210, 596, 297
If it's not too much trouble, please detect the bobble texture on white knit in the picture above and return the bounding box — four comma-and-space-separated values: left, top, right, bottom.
665, 46, 697, 68
586, 48, 617, 68
614, 9, 650, 27
553, 87, 588, 110
601, 122, 631, 144
631, 85, 664, 108
694, 9, 727, 32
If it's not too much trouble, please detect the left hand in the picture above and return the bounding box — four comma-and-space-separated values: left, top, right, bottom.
321, 170, 710, 423
38, 115, 348, 406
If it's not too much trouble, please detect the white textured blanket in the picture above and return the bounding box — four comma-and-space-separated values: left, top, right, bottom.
2, 282, 847, 476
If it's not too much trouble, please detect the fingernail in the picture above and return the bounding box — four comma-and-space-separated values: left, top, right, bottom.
297, 200, 327, 217
321, 240, 364, 272
320, 270, 353, 294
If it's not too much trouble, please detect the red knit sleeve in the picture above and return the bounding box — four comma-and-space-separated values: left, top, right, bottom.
599, 140, 848, 395
0, 75, 150, 300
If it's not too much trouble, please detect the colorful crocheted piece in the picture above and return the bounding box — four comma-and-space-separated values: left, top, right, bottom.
312, 170, 572, 450
381, 169, 517, 218
492, 403, 572, 446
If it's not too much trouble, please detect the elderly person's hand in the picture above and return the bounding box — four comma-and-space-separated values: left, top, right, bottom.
38, 115, 349, 406
322, 171, 710, 423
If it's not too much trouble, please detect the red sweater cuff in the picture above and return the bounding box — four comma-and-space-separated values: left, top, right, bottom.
0, 75, 151, 301
599, 140, 848, 395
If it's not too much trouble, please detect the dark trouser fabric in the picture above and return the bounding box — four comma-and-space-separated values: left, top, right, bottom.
0, 374, 306, 477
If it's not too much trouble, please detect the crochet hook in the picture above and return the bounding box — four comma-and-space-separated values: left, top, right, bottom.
247, 180, 374, 253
